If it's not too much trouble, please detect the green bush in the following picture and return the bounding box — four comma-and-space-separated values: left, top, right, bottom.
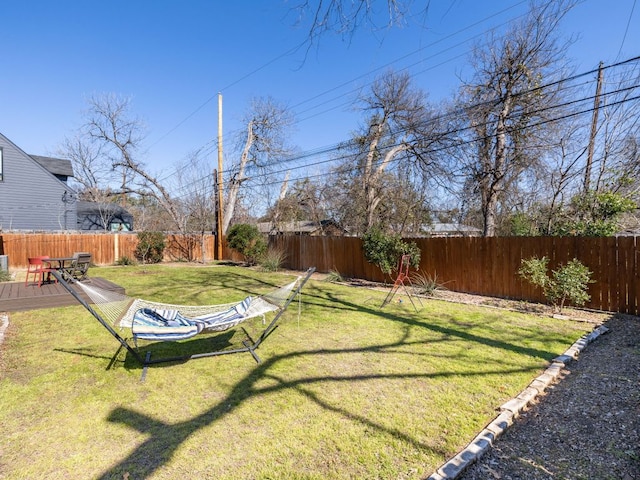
362, 227, 421, 277
115, 255, 137, 266
0, 269, 11, 282
226, 224, 267, 265
518, 256, 593, 313
134, 231, 166, 264
553, 191, 636, 236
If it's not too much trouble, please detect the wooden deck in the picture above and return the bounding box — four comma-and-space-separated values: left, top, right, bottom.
0, 278, 125, 312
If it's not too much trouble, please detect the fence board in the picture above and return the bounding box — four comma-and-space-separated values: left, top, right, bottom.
266, 234, 640, 315
616, 236, 632, 313
0, 233, 223, 269
2, 233, 640, 314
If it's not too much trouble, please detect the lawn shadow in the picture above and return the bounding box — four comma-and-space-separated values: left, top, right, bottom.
129, 268, 299, 305
95, 282, 557, 479
318, 285, 562, 361
117, 330, 238, 370
98, 338, 540, 479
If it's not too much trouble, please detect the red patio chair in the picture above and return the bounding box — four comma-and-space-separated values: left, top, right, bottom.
25, 256, 57, 287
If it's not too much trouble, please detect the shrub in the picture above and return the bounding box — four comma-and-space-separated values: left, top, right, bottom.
226, 224, 267, 265
553, 191, 636, 236
518, 256, 593, 313
115, 255, 136, 266
362, 227, 421, 277
0, 269, 11, 282
135, 231, 166, 264
411, 271, 446, 296
325, 269, 344, 283
260, 247, 287, 272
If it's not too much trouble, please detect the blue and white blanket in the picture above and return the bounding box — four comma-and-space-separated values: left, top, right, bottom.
132, 297, 254, 341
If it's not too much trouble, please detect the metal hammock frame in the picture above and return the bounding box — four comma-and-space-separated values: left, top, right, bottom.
51, 268, 315, 378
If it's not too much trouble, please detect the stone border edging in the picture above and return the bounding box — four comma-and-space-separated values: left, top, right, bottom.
426, 324, 610, 480
0, 312, 9, 345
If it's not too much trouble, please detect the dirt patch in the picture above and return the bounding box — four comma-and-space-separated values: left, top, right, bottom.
339, 275, 611, 325
431, 289, 611, 325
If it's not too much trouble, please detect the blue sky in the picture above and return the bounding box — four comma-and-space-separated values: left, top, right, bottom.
2, 0, 638, 182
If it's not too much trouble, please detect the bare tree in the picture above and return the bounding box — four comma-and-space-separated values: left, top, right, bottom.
80, 94, 190, 232
264, 176, 333, 232
325, 148, 433, 236
458, 0, 575, 236
351, 70, 435, 230
59, 134, 109, 199
60, 131, 137, 231
291, 0, 416, 44
513, 59, 640, 235
591, 62, 640, 195
538, 126, 589, 234
170, 152, 217, 261
324, 158, 368, 235
169, 153, 215, 231
223, 96, 295, 234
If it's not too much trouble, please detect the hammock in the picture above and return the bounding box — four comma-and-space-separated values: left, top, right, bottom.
77, 275, 301, 342
51, 268, 315, 374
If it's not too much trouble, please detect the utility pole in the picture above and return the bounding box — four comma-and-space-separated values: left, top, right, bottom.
216, 93, 224, 260
584, 61, 604, 193
212, 167, 219, 241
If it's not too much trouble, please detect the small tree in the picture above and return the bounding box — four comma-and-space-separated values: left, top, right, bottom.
362, 227, 420, 278
226, 224, 267, 265
135, 231, 166, 264
518, 256, 593, 313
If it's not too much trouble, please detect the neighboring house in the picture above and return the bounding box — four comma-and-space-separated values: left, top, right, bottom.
31, 155, 74, 182
76, 200, 133, 231
422, 222, 482, 237
0, 132, 77, 231
257, 220, 346, 236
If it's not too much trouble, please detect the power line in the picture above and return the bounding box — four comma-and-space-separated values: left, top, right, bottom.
197, 54, 638, 181
109, 55, 640, 207
147, 1, 531, 155
226, 60, 629, 177
238, 70, 640, 189
617, 0, 637, 60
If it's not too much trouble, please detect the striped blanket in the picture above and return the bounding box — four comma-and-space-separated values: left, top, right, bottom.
132, 297, 254, 341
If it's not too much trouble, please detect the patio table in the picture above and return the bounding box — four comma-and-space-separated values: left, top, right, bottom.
46, 257, 76, 280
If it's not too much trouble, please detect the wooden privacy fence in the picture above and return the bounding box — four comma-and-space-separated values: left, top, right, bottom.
269, 235, 640, 315
1, 233, 638, 314
0, 233, 220, 268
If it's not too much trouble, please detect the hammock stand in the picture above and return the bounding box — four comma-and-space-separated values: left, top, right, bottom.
51, 268, 315, 379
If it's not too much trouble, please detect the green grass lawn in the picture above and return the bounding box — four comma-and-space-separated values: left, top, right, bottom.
0, 264, 594, 479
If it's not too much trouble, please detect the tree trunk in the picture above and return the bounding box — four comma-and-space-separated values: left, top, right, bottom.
223, 121, 253, 234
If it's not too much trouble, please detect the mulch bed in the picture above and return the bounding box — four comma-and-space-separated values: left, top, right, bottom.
458, 312, 640, 480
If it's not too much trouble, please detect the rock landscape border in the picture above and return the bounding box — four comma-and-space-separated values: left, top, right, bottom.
427, 324, 611, 480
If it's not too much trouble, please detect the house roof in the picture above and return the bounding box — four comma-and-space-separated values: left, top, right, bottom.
76, 200, 132, 217
423, 222, 482, 235
30, 155, 74, 177
257, 220, 341, 234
